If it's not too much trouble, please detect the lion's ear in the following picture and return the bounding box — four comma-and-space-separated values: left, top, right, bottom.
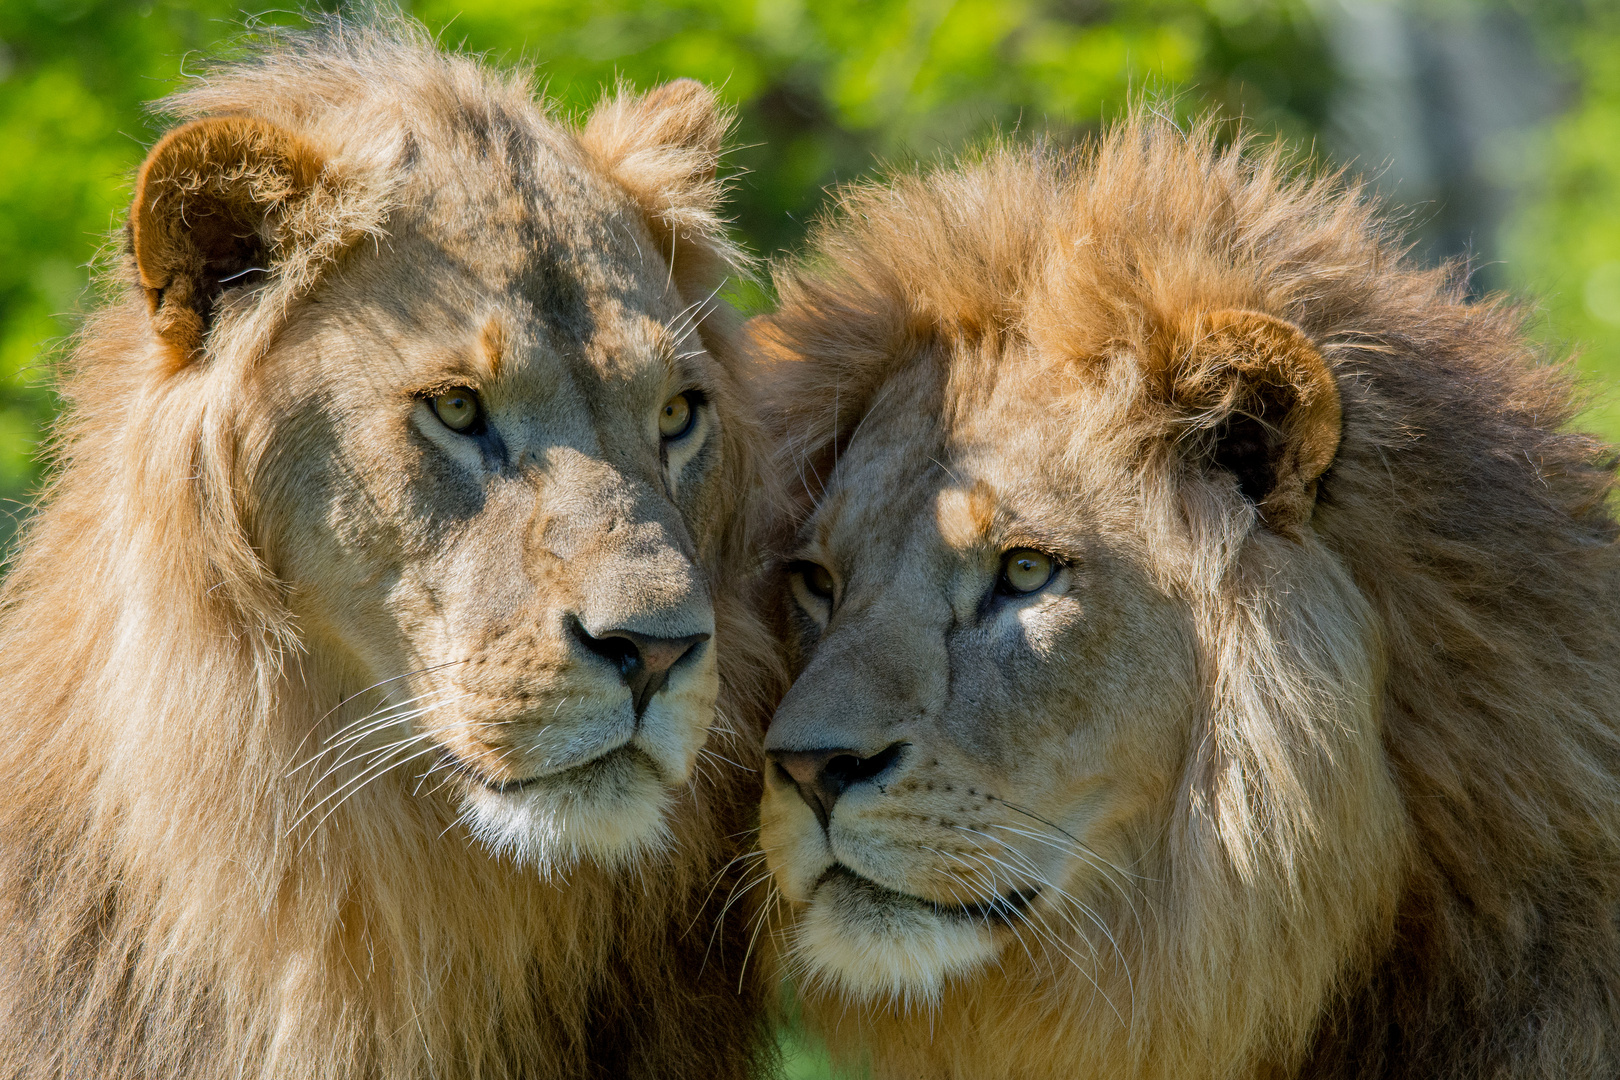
131, 116, 325, 362
580, 79, 742, 298
1146, 309, 1341, 534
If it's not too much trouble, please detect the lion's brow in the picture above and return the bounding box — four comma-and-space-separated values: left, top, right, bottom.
477, 315, 508, 378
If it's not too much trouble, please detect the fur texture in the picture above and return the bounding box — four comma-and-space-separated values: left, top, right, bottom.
750, 118, 1620, 1079
0, 19, 784, 1080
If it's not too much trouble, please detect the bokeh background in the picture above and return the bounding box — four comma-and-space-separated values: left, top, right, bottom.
0, 0, 1616, 1069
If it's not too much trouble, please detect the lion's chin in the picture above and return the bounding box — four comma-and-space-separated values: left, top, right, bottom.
793, 867, 1003, 1008
458, 745, 675, 875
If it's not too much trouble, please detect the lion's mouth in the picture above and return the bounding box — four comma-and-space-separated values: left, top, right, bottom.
447, 743, 658, 794
816, 864, 1041, 926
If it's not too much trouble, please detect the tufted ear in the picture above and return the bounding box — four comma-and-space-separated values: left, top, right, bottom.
1144, 309, 1341, 534
131, 116, 325, 362
580, 79, 742, 299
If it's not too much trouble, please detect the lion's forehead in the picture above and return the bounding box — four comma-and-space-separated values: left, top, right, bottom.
312, 207, 690, 438
398, 195, 671, 347
817, 389, 1123, 575
363, 110, 678, 352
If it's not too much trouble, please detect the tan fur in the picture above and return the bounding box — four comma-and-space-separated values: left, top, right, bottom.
751, 118, 1620, 1080
0, 18, 785, 1080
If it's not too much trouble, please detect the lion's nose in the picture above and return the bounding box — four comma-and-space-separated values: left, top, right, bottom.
767, 743, 906, 831
571, 621, 710, 715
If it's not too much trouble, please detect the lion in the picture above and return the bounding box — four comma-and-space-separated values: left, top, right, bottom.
0, 19, 784, 1080
748, 118, 1620, 1080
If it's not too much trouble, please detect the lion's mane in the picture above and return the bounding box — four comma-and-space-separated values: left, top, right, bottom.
754, 118, 1620, 1078
0, 21, 782, 1080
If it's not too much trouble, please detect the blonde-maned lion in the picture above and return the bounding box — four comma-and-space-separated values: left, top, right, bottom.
0, 19, 783, 1080
750, 119, 1620, 1080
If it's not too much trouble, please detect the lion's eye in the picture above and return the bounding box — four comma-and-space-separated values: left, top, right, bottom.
801, 562, 835, 600
1000, 548, 1055, 595
659, 393, 695, 439
431, 388, 481, 433
789, 561, 836, 608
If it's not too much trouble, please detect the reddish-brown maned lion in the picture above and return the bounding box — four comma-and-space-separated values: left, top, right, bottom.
752, 117, 1620, 1080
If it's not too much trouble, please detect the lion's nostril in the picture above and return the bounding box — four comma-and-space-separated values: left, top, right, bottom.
572, 623, 638, 672
824, 743, 903, 788
768, 742, 906, 832
570, 618, 709, 715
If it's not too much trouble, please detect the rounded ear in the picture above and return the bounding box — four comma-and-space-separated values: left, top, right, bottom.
579, 79, 743, 300
1146, 309, 1341, 535
131, 116, 324, 361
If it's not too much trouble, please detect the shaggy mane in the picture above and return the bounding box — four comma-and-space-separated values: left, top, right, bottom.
753, 116, 1620, 1078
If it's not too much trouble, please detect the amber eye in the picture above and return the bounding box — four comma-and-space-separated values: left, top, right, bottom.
1000, 548, 1055, 595
431, 388, 481, 433
659, 393, 695, 439
796, 562, 836, 602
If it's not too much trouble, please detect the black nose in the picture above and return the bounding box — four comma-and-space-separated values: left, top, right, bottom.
571, 622, 710, 715
767, 743, 905, 831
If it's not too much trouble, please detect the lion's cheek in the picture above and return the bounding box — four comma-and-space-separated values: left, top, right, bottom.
631, 644, 721, 784
760, 786, 830, 903
822, 805, 935, 892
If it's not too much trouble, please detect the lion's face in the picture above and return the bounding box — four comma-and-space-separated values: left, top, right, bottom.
269, 266, 719, 871
258, 183, 729, 873
758, 289, 1377, 1012
123, 84, 752, 874
761, 359, 1199, 1000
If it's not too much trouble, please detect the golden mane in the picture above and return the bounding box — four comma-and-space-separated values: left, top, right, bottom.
752, 116, 1620, 1078
0, 19, 783, 1080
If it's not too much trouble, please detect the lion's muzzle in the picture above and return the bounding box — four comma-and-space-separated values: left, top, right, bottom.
384, 448, 724, 871
569, 620, 711, 717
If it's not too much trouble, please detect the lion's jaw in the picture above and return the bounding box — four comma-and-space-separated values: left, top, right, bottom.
443, 627, 720, 873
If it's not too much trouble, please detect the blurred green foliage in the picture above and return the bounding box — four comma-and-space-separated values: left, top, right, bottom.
416, 0, 1335, 256
0, 0, 317, 517
1503, 0, 1620, 439
776, 985, 844, 1080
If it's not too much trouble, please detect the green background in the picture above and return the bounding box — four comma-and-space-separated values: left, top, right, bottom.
0, 2, 1616, 1071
